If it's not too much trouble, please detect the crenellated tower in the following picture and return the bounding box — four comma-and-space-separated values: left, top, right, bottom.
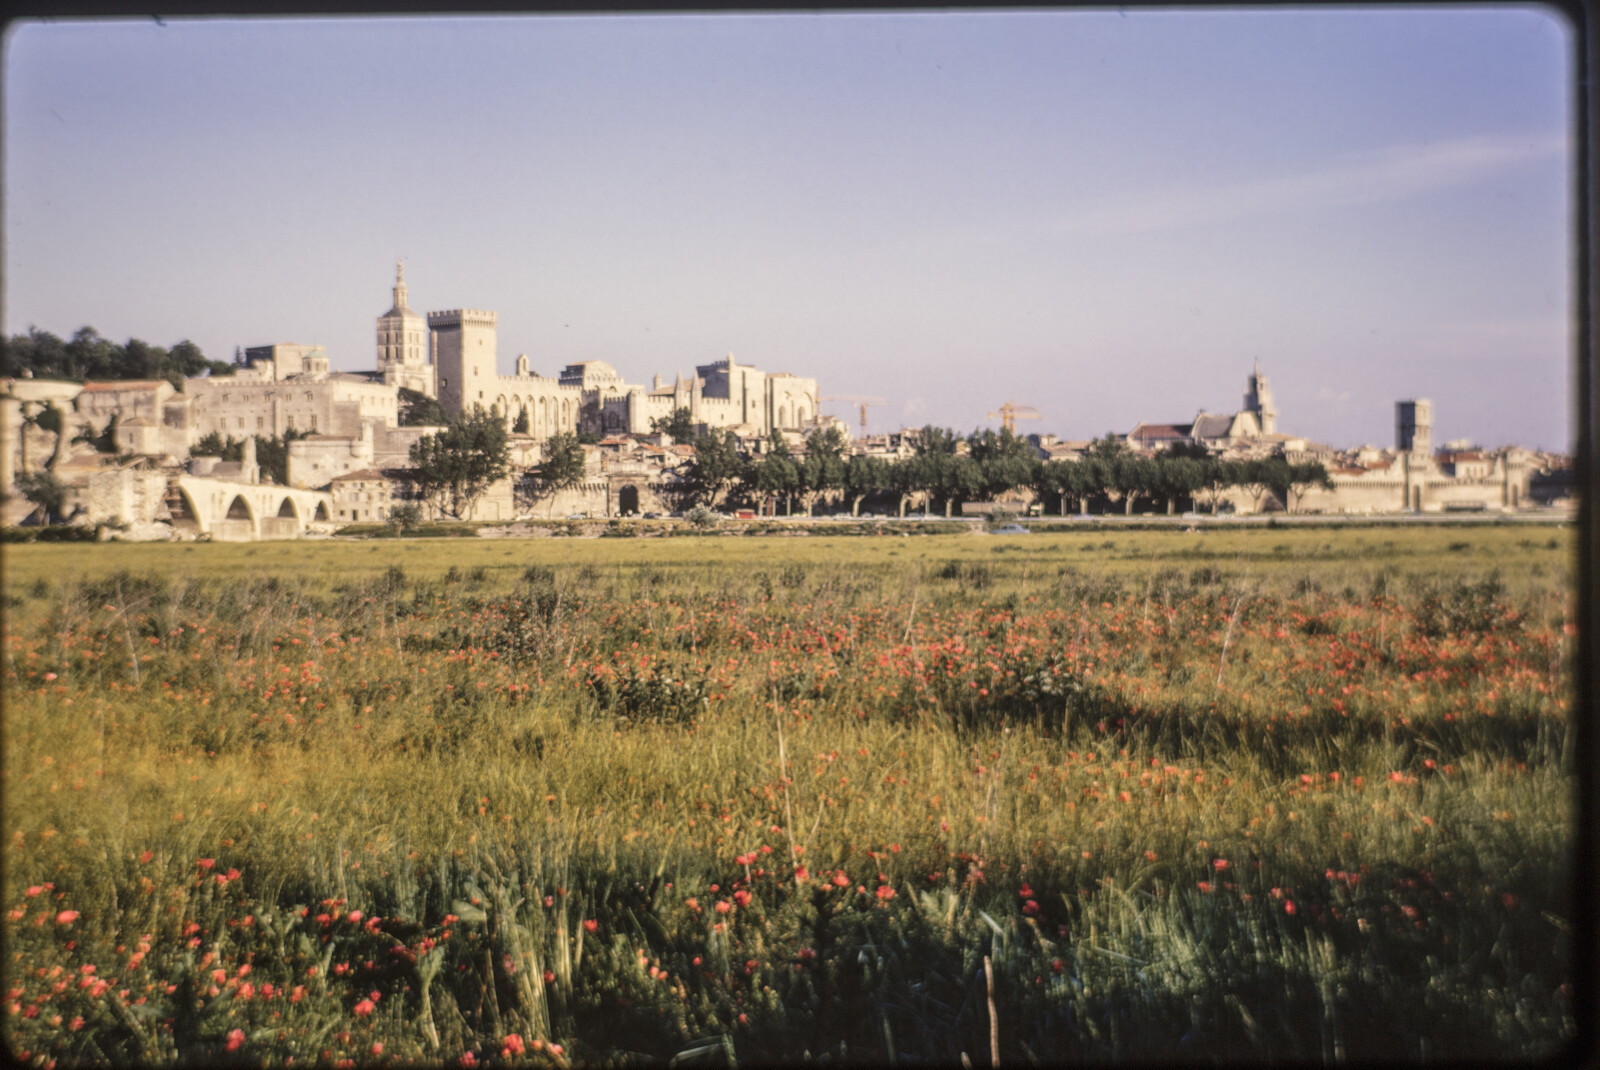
429, 308, 499, 417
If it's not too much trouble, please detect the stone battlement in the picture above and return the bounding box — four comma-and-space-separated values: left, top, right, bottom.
427, 309, 498, 327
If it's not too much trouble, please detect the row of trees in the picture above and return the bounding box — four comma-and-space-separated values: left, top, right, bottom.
683, 426, 1333, 517
3, 327, 234, 387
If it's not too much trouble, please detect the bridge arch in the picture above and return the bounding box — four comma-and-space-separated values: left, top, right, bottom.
166, 485, 201, 535
276, 497, 298, 519
226, 494, 254, 522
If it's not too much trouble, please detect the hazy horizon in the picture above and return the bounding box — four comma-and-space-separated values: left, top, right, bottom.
3, 9, 1574, 451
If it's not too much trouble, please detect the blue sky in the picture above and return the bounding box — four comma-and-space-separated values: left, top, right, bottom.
3, 8, 1573, 450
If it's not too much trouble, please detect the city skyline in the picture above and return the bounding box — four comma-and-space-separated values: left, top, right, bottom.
3, 9, 1574, 451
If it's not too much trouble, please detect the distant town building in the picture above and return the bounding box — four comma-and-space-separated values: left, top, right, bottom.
1397, 398, 1433, 455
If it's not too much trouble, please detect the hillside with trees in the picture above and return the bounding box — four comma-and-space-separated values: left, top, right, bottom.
2, 327, 234, 387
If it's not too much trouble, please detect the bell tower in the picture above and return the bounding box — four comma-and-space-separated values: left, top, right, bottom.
1243, 362, 1276, 436
377, 260, 434, 397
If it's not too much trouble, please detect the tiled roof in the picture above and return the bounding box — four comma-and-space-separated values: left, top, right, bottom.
1129, 423, 1190, 439
1190, 414, 1235, 439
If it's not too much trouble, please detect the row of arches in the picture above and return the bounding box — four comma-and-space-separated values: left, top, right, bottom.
166, 485, 331, 537
492, 393, 575, 435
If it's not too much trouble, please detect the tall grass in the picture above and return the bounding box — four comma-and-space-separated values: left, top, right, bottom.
1, 527, 1574, 1065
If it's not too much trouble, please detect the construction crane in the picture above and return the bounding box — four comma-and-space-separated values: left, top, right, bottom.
987, 401, 1042, 435
822, 395, 888, 437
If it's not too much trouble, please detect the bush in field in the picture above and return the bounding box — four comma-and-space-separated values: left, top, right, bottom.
685, 504, 719, 530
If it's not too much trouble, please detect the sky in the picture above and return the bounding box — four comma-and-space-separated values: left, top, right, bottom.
2, 7, 1574, 451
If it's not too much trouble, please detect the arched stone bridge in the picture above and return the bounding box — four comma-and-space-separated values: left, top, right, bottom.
168, 476, 335, 541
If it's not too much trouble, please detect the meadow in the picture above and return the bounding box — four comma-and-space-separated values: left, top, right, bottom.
1, 524, 1576, 1066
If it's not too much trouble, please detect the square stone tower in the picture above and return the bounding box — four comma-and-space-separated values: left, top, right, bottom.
1397, 399, 1432, 455
429, 309, 499, 417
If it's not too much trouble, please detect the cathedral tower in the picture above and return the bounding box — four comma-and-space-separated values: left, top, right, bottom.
377, 261, 434, 397
1243, 362, 1276, 436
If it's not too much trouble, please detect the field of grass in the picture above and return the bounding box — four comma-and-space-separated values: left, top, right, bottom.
2, 525, 1576, 1065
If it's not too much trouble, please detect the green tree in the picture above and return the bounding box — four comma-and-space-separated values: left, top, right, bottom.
940, 454, 986, 517
66, 328, 115, 380
798, 426, 850, 515
1273, 459, 1335, 513
398, 388, 448, 427
685, 429, 744, 508
1195, 456, 1240, 515
1076, 434, 1128, 514
843, 454, 892, 516
511, 407, 530, 434
908, 426, 961, 516
650, 407, 697, 445
967, 427, 1040, 500
409, 408, 512, 520
191, 431, 244, 460
386, 502, 423, 535
750, 432, 799, 515
1, 329, 67, 379
1149, 454, 1205, 514
3, 328, 226, 387
1233, 458, 1278, 513
1037, 458, 1092, 516
891, 456, 929, 517
253, 430, 309, 487
522, 431, 588, 518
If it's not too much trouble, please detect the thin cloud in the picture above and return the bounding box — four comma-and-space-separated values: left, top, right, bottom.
1055, 133, 1567, 235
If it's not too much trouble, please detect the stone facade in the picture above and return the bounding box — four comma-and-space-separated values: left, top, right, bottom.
235, 344, 330, 382
327, 466, 517, 524
184, 370, 399, 441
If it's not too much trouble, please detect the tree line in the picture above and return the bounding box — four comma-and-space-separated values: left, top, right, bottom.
2, 327, 234, 388
682, 424, 1333, 517
404, 408, 1337, 522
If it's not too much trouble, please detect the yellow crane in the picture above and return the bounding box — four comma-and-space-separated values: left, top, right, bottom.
822, 395, 888, 437
987, 401, 1041, 435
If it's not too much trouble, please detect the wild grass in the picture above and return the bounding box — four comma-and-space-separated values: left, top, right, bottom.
1, 525, 1575, 1065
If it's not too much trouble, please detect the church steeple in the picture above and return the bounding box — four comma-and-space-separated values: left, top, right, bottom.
393, 259, 410, 311
378, 260, 435, 398
1243, 363, 1276, 436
